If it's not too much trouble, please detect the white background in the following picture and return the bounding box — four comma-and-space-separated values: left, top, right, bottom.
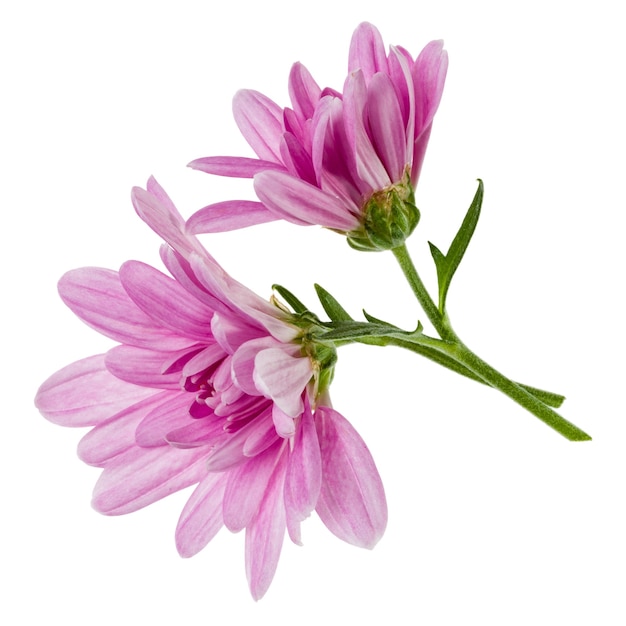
3, 1, 625, 624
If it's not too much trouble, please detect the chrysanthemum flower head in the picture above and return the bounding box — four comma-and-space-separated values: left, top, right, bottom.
188, 22, 448, 251
35, 177, 387, 600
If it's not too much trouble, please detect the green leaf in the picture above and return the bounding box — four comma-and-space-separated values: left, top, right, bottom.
318, 320, 423, 344
428, 179, 483, 313
314, 284, 353, 321
272, 284, 309, 314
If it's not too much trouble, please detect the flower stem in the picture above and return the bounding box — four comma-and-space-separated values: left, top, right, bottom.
390, 243, 590, 440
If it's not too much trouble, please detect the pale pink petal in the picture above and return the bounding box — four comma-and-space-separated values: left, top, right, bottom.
231, 336, 279, 395
92, 445, 208, 515
413, 39, 448, 134
118, 261, 214, 340
35, 355, 154, 427
223, 440, 283, 532
188, 156, 285, 178
176, 472, 228, 558
388, 45, 416, 163
288, 62, 321, 122
254, 170, 360, 231
242, 413, 279, 457
166, 418, 223, 449
367, 72, 408, 182
284, 404, 322, 535
342, 71, 391, 192
253, 348, 312, 417
245, 451, 288, 601
105, 345, 183, 389
211, 311, 264, 355
58, 268, 188, 350
186, 200, 278, 234
315, 407, 387, 549
131, 180, 206, 260
233, 89, 284, 162
271, 404, 296, 438
78, 391, 174, 466
134, 392, 196, 447
348, 22, 388, 79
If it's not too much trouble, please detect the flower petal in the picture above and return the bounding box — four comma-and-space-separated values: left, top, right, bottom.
134, 392, 196, 447
176, 472, 227, 558
119, 260, 214, 340
35, 354, 154, 427
105, 345, 183, 389
315, 406, 387, 549
188, 156, 285, 178
186, 200, 278, 234
233, 89, 284, 162
348, 22, 388, 79
254, 170, 360, 231
78, 391, 174, 466
288, 62, 321, 122
245, 450, 288, 601
253, 348, 312, 417
92, 445, 208, 515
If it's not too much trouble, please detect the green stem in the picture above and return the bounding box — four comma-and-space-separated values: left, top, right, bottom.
417, 335, 590, 441
390, 243, 590, 440
388, 337, 565, 408
392, 244, 453, 339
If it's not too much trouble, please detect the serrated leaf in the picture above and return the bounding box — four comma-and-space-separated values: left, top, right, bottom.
428, 179, 483, 313
314, 284, 353, 322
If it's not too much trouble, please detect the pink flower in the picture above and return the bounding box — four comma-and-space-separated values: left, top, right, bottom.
188, 22, 448, 250
35, 177, 387, 600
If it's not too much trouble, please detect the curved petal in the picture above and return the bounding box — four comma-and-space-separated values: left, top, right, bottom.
412, 39, 448, 135
58, 268, 188, 350
284, 403, 322, 537
176, 472, 227, 557
92, 445, 208, 515
253, 348, 312, 417
105, 345, 183, 389
245, 450, 288, 601
315, 406, 387, 549
348, 22, 388, 79
288, 62, 321, 122
367, 72, 408, 182
131, 179, 206, 260
134, 391, 195, 447
35, 354, 155, 427
186, 200, 278, 234
233, 89, 284, 162
78, 391, 174, 466
188, 156, 285, 178
254, 170, 360, 231
119, 260, 214, 340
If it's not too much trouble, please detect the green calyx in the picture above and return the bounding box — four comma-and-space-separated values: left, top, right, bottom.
347, 171, 420, 252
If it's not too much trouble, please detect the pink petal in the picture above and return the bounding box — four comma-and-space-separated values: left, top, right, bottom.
131, 179, 206, 260
222, 440, 283, 532
413, 39, 448, 135
315, 406, 387, 549
104, 345, 183, 389
284, 404, 322, 541
186, 200, 278, 234
58, 268, 188, 350
92, 445, 208, 515
35, 354, 154, 427
233, 89, 284, 163
254, 170, 360, 231
253, 348, 312, 417
166, 417, 224, 449
78, 391, 174, 466
176, 472, 227, 557
134, 392, 196, 447
188, 156, 285, 178
245, 450, 288, 601
288, 62, 321, 122
231, 336, 279, 395
119, 261, 214, 340
367, 72, 408, 182
348, 22, 388, 79
271, 403, 296, 438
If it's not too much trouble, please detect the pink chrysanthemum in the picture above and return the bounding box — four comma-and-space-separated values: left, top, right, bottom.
188, 22, 448, 250
35, 177, 387, 600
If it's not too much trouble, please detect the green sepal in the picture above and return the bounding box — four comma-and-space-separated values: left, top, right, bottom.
314, 284, 353, 322
429, 179, 483, 314
272, 284, 309, 315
